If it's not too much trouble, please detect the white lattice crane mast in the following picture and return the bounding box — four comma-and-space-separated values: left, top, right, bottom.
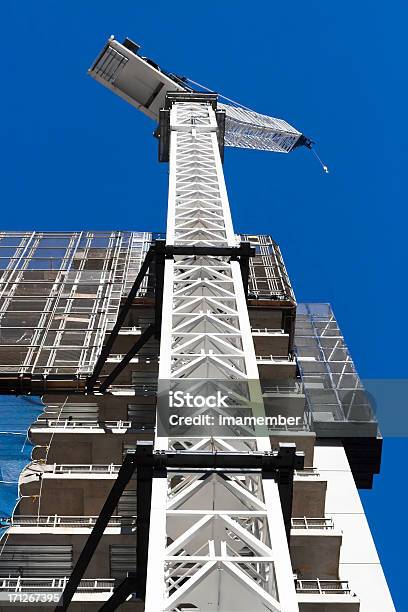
89, 37, 307, 612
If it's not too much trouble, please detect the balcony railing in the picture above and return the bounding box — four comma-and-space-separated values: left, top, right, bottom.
0, 577, 114, 594
38, 419, 131, 430
110, 383, 158, 396
107, 353, 157, 364
294, 467, 320, 478
7, 515, 135, 529
262, 381, 304, 395
251, 328, 285, 334
256, 355, 295, 363
32, 419, 155, 432
295, 579, 353, 595
50, 464, 120, 475
118, 326, 142, 334
291, 517, 334, 530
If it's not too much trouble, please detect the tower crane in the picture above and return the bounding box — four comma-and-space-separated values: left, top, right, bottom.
87, 36, 307, 612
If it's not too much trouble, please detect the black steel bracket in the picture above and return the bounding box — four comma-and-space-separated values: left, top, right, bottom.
166, 244, 254, 298
261, 443, 301, 540
56, 442, 153, 612
98, 324, 156, 393
154, 240, 166, 336
98, 573, 138, 611
86, 246, 157, 392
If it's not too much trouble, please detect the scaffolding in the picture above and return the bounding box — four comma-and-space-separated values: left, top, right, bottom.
241, 234, 295, 302
295, 303, 377, 435
0, 231, 293, 384
0, 231, 153, 378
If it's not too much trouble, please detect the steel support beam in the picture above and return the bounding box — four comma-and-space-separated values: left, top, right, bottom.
135, 444, 155, 600
262, 443, 300, 541
236, 241, 253, 298
98, 324, 156, 393
98, 573, 138, 611
159, 447, 304, 472
56, 443, 153, 611
87, 246, 156, 391
164, 244, 255, 258
154, 240, 166, 338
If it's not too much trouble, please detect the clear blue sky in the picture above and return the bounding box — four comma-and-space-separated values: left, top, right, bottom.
1, 1, 406, 607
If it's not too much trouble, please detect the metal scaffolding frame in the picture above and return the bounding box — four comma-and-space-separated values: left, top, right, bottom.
242, 234, 295, 302
0, 231, 153, 377
295, 303, 376, 426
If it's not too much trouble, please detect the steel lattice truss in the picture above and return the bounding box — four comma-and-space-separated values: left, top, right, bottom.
145, 100, 299, 611
220, 103, 303, 153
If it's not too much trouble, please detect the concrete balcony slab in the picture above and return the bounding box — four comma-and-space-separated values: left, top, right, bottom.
291, 528, 342, 579
293, 471, 327, 517
252, 329, 290, 356
298, 596, 359, 611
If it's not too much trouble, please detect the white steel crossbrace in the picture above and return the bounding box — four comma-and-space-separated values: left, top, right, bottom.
145, 100, 299, 611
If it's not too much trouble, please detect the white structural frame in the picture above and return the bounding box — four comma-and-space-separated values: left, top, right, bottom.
144, 100, 299, 611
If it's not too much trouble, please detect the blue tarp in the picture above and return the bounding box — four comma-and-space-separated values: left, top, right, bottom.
0, 396, 43, 538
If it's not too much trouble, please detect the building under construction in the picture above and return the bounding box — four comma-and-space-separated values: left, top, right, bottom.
0, 37, 395, 612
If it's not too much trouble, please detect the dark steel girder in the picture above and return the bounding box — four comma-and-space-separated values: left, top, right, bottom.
56, 442, 153, 612
86, 246, 156, 392
98, 573, 138, 611
98, 324, 156, 393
